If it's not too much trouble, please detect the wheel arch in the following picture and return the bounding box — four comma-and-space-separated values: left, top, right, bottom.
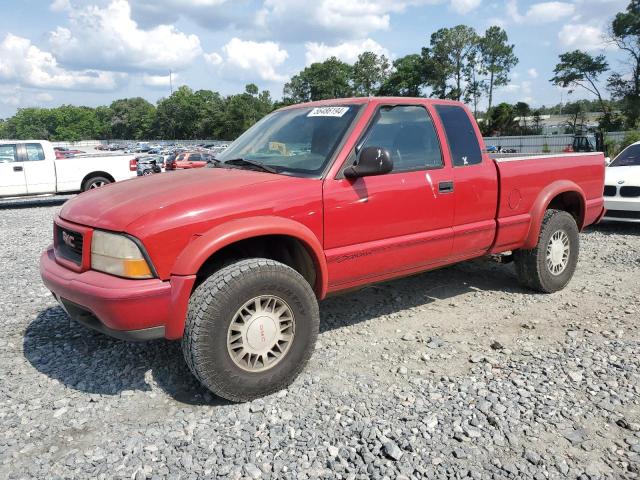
172, 216, 328, 298
523, 180, 586, 250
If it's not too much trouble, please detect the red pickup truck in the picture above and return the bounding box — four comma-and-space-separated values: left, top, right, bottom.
40, 98, 605, 401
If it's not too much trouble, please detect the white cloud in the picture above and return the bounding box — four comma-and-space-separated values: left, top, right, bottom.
558, 24, 608, 51
507, 0, 575, 24
48, 0, 202, 73
451, 0, 482, 14
256, 0, 442, 42
527, 68, 538, 78
142, 73, 179, 88
0, 33, 120, 91
217, 38, 289, 82
305, 39, 390, 65
204, 52, 223, 66
49, 0, 71, 12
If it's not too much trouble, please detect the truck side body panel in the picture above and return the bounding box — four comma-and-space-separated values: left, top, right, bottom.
491, 152, 605, 253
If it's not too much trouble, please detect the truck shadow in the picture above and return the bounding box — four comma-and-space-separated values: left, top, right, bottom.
589, 221, 640, 237
0, 196, 70, 210
24, 259, 525, 405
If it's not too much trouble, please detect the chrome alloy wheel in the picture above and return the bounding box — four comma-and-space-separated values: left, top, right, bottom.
89, 180, 106, 188
546, 230, 570, 275
227, 295, 295, 372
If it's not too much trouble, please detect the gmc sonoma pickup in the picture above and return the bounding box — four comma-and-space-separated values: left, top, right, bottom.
0, 140, 136, 197
40, 98, 605, 401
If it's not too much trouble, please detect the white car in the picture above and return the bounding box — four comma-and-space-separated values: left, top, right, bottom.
0, 140, 137, 198
603, 141, 640, 222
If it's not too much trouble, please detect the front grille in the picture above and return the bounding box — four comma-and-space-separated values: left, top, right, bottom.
603, 185, 617, 197
55, 226, 84, 265
620, 186, 640, 198
604, 209, 640, 219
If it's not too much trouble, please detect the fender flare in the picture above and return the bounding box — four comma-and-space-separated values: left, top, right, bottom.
523, 180, 586, 250
172, 216, 328, 298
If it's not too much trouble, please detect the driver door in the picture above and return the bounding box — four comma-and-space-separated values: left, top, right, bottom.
0, 143, 27, 196
323, 104, 455, 291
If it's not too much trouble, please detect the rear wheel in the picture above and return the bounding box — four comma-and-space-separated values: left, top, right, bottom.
82, 176, 111, 191
514, 209, 579, 293
182, 258, 319, 402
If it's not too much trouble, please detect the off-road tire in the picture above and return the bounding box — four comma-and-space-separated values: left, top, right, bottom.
514, 209, 579, 293
182, 258, 319, 402
82, 176, 111, 191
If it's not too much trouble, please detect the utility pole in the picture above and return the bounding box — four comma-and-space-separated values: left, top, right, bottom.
169, 70, 173, 95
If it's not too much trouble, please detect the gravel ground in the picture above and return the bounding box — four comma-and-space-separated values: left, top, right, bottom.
1, 200, 639, 480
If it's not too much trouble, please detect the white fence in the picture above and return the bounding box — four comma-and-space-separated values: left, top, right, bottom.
483, 132, 629, 154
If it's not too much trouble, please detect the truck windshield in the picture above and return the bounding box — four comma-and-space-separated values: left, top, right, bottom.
609, 144, 640, 167
216, 105, 361, 177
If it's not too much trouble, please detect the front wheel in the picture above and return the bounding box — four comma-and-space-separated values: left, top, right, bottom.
514, 209, 580, 293
182, 258, 319, 402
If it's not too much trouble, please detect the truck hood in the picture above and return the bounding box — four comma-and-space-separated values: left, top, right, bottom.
605, 165, 640, 186
60, 167, 291, 231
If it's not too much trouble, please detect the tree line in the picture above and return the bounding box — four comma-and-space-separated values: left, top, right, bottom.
0, 0, 637, 142
0, 84, 273, 141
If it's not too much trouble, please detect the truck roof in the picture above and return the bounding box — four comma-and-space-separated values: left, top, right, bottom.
277, 97, 466, 111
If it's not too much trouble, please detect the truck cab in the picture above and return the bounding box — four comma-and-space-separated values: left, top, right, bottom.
0, 141, 57, 196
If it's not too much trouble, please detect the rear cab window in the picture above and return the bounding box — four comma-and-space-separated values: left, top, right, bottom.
25, 143, 45, 161
435, 105, 482, 167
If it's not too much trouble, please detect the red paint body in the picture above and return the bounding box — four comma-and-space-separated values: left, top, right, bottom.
40, 98, 605, 340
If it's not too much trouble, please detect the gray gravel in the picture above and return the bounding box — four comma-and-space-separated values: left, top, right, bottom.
1, 200, 639, 479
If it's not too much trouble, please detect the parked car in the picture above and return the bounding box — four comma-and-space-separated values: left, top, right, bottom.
54, 146, 85, 155
165, 151, 215, 170
40, 97, 605, 402
0, 140, 137, 197
602, 141, 640, 222
135, 155, 165, 176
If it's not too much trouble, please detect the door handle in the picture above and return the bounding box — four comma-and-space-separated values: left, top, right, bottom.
13, 166, 23, 172
438, 181, 454, 193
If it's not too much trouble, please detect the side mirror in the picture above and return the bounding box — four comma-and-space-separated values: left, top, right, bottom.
604, 157, 611, 165
344, 146, 393, 179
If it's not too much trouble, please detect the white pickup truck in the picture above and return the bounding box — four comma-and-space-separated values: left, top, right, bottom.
0, 140, 136, 198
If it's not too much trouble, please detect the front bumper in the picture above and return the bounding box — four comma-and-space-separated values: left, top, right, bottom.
603, 197, 640, 223
40, 247, 196, 341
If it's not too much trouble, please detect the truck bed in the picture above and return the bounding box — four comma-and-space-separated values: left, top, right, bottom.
491, 152, 605, 253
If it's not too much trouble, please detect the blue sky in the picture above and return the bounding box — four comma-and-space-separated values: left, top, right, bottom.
0, 0, 629, 118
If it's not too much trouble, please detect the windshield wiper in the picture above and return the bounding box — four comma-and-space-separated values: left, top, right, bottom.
223, 158, 279, 174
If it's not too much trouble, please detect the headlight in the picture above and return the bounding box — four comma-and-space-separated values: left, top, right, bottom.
91, 230, 153, 279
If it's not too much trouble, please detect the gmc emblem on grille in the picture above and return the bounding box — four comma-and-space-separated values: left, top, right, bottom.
62, 231, 76, 249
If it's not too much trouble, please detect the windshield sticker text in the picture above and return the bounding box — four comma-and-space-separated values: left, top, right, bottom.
307, 107, 350, 118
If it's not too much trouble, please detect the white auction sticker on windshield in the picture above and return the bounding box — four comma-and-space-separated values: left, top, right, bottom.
307, 106, 349, 117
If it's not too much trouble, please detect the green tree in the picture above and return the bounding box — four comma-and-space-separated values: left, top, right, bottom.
216, 84, 274, 140
478, 26, 518, 112
283, 57, 354, 102
155, 86, 202, 139
109, 97, 155, 139
423, 25, 479, 101
0, 119, 7, 139
51, 105, 101, 141
551, 50, 609, 117
608, 0, 640, 127
4, 108, 56, 139
379, 54, 425, 97
351, 51, 391, 96
563, 100, 589, 134
483, 102, 517, 135
514, 101, 531, 133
